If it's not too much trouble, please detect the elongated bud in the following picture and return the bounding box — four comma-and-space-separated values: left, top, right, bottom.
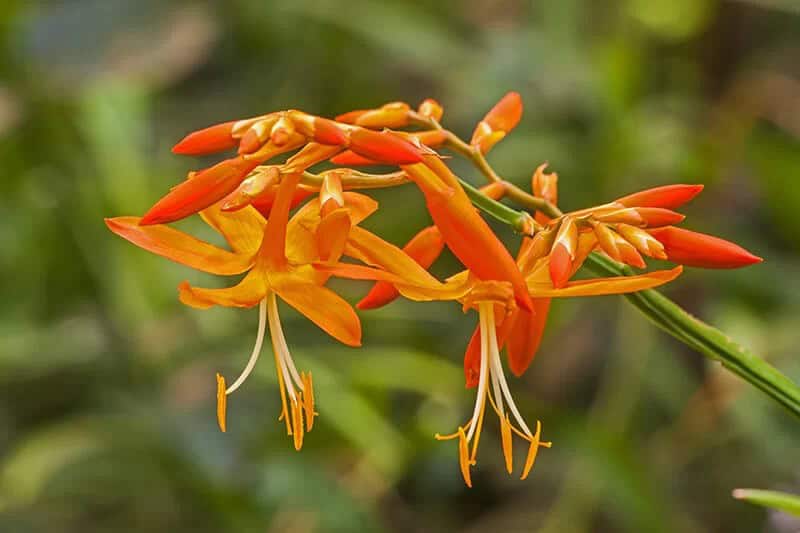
418, 98, 444, 121
282, 142, 342, 173
357, 102, 411, 129
613, 230, 646, 268
616, 223, 667, 260
357, 226, 445, 309
410, 129, 448, 148
140, 156, 259, 225
349, 128, 425, 164
287, 111, 349, 146
172, 121, 238, 155
595, 207, 684, 227
270, 115, 296, 146
616, 184, 704, 209
470, 92, 523, 153
330, 150, 381, 166
238, 118, 274, 154
337, 102, 410, 129
319, 171, 345, 215
480, 181, 506, 201
592, 222, 621, 261
221, 166, 281, 212
648, 226, 762, 268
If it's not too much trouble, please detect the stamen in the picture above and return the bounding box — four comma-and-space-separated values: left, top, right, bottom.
501, 413, 513, 474
267, 293, 292, 435
291, 399, 305, 451
225, 298, 268, 395
301, 372, 316, 431
520, 420, 552, 480
216, 373, 227, 433
458, 427, 472, 488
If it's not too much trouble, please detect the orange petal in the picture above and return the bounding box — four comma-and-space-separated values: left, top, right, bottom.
311, 117, 349, 146
528, 266, 683, 297
616, 184, 704, 209
105, 216, 253, 275
172, 121, 237, 155
271, 275, 362, 347
506, 299, 551, 377
317, 208, 351, 262
648, 226, 763, 269
258, 173, 302, 268
353, 102, 410, 129
141, 157, 259, 225
483, 92, 523, 133
200, 204, 266, 256
250, 187, 314, 219
406, 157, 533, 311
463, 325, 482, 388
345, 227, 441, 287
178, 270, 267, 309
358, 226, 444, 310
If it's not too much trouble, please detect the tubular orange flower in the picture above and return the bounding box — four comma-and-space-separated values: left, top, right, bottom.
336, 101, 411, 129
108, 175, 378, 448
316, 221, 682, 486
402, 156, 533, 311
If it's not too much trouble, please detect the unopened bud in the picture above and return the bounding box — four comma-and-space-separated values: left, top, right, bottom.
617, 223, 667, 260
418, 98, 444, 122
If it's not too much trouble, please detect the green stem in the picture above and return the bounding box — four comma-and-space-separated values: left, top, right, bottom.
458, 179, 536, 235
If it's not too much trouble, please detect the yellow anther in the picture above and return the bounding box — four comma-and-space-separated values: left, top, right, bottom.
500, 413, 514, 474
216, 373, 227, 433
301, 372, 316, 432
457, 427, 473, 488
521, 421, 552, 480
291, 398, 305, 451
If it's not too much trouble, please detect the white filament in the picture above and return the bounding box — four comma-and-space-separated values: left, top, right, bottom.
226, 298, 268, 395
266, 292, 305, 402
466, 304, 491, 442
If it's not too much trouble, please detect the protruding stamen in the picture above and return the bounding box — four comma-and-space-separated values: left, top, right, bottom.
301, 372, 316, 431
521, 420, 552, 480
291, 399, 305, 451
501, 413, 513, 474
458, 427, 472, 488
226, 298, 268, 395
216, 373, 227, 433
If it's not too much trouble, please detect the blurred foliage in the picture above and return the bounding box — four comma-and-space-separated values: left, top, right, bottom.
0, 0, 799, 531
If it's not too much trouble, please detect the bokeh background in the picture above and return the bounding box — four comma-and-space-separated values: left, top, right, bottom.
1, 0, 800, 531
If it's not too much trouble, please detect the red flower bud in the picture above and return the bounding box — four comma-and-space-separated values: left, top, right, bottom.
330, 150, 381, 166
172, 121, 237, 155
140, 156, 259, 225
349, 129, 424, 165
616, 184, 704, 209
648, 226, 762, 268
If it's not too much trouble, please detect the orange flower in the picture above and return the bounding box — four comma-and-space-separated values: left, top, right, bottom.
107, 174, 377, 449
316, 222, 681, 486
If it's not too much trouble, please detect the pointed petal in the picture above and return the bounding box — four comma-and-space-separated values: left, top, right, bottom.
528, 266, 683, 297
105, 216, 253, 275
348, 129, 424, 165
259, 173, 302, 268
317, 208, 351, 262
271, 275, 362, 347
141, 157, 259, 225
345, 226, 441, 287
506, 299, 551, 377
178, 270, 267, 309
548, 243, 572, 289
200, 204, 265, 256
358, 226, 444, 310
463, 325, 481, 388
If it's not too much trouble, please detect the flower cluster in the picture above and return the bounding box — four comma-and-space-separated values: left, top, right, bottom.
106, 92, 761, 487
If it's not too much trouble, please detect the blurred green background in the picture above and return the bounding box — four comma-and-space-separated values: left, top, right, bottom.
1, 0, 799, 531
